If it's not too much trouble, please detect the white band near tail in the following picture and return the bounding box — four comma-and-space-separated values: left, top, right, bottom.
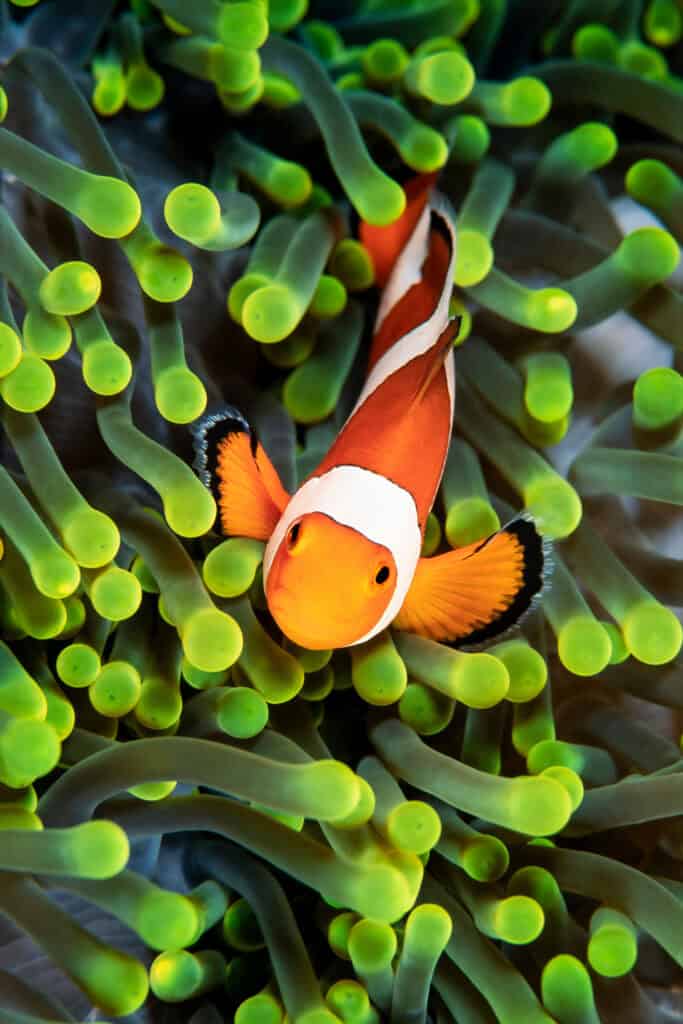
263, 465, 422, 645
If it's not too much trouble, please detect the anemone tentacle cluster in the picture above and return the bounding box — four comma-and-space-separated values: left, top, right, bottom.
0, 0, 682, 1021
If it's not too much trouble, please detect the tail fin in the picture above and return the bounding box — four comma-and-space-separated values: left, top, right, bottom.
394, 516, 548, 645
192, 409, 289, 539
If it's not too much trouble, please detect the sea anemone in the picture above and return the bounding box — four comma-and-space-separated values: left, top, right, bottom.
0, 1, 682, 1021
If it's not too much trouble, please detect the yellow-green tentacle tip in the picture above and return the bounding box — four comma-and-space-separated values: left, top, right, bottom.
644, 0, 683, 47
387, 800, 442, 854
89, 566, 142, 621
75, 176, 142, 238
588, 909, 638, 978
455, 653, 509, 709
572, 24, 620, 62
0, 354, 56, 412
617, 227, 680, 282
556, 616, 612, 676
540, 766, 584, 812
62, 508, 120, 569
136, 245, 193, 303
236, 992, 285, 1024
129, 781, 177, 801
462, 835, 510, 882
217, 3, 269, 50
242, 284, 301, 344
0, 86, 7, 122
524, 476, 582, 539
398, 682, 454, 736
137, 890, 200, 951
126, 65, 166, 112
541, 955, 600, 1021
348, 918, 398, 974
454, 230, 493, 287
0, 323, 22, 377
506, 775, 572, 836
492, 640, 547, 703
0, 718, 61, 788
182, 608, 243, 672
22, 308, 71, 360
222, 898, 264, 951
217, 687, 268, 739
92, 62, 126, 117
354, 175, 406, 228
0, 807, 42, 830
298, 1011, 341, 1024
633, 366, 683, 430
445, 496, 500, 547
492, 894, 545, 944
90, 661, 142, 717
39, 261, 102, 316
621, 601, 683, 665
526, 287, 577, 332
309, 275, 347, 319
499, 77, 552, 124
82, 340, 133, 396
203, 538, 265, 598
602, 621, 629, 664
362, 38, 409, 85
325, 982, 369, 1024
155, 367, 207, 425
56, 643, 101, 688
269, 0, 308, 33
618, 40, 668, 79
164, 183, 221, 245
404, 52, 475, 105
330, 776, 375, 830
421, 512, 442, 556
61, 820, 130, 878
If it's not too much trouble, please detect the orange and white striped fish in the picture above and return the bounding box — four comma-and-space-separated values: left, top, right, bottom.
194, 176, 545, 650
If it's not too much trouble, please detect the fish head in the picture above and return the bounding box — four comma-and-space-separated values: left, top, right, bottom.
264, 510, 397, 649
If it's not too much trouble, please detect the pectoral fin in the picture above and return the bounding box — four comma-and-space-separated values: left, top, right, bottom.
394, 517, 546, 644
193, 408, 289, 540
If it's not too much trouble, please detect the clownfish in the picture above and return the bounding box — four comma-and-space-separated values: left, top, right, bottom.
194, 175, 545, 651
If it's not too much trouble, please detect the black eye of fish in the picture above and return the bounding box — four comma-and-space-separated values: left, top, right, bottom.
288, 523, 301, 547
375, 565, 390, 584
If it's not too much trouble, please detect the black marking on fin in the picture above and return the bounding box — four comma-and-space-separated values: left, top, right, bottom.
191, 406, 254, 506
457, 515, 549, 648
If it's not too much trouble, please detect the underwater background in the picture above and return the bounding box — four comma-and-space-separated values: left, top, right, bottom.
0, 0, 682, 1021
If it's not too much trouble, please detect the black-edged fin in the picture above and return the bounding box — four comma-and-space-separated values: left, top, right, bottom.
394, 515, 547, 645
192, 407, 252, 505
192, 407, 289, 540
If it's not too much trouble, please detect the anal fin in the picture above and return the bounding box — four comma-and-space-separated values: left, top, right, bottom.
394, 517, 546, 644
193, 408, 289, 540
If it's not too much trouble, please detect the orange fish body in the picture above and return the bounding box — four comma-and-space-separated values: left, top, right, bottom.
195, 178, 544, 650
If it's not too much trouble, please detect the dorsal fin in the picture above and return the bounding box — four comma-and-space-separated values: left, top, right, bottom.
409, 317, 461, 409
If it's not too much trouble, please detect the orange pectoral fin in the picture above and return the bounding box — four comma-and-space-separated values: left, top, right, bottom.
193, 409, 290, 540
394, 517, 546, 644
359, 173, 437, 288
